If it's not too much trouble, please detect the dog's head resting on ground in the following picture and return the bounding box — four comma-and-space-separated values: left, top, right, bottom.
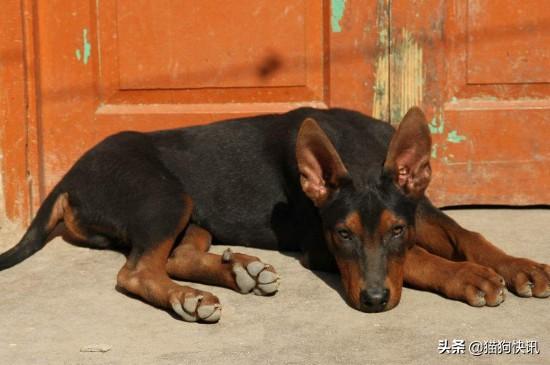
296, 107, 432, 312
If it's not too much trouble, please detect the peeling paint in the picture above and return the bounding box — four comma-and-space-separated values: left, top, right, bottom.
372, 52, 389, 121
371, 0, 390, 121
431, 143, 438, 159
82, 29, 91, 64
428, 114, 444, 135
428, 110, 467, 163
440, 144, 453, 164
378, 27, 388, 47
75, 28, 91, 64
390, 29, 423, 123
446, 130, 466, 143
331, 0, 346, 33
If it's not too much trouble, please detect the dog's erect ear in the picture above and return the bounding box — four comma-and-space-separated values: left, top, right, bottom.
296, 118, 349, 207
384, 107, 432, 199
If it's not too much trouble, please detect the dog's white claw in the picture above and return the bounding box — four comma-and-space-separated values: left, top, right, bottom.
474, 290, 487, 307
247, 261, 266, 277
233, 263, 256, 293
517, 282, 533, 297
253, 288, 263, 296
197, 304, 222, 323
183, 295, 202, 314
171, 301, 197, 322
222, 248, 233, 263
257, 281, 279, 294
538, 286, 550, 298
203, 306, 221, 322
496, 289, 505, 304
258, 270, 277, 284
172, 296, 221, 323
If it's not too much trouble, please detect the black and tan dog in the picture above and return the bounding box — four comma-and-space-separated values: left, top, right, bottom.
1, 107, 549, 322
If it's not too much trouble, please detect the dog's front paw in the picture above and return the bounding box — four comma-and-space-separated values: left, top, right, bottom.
169, 289, 222, 323
223, 249, 280, 295
444, 262, 506, 307
497, 257, 550, 298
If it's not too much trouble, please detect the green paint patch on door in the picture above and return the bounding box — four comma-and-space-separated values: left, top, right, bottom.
431, 143, 438, 159
428, 111, 468, 163
331, 0, 346, 32
75, 28, 92, 65
428, 115, 444, 135
446, 130, 466, 143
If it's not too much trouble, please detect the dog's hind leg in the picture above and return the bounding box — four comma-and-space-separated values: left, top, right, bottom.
166, 225, 280, 295
116, 197, 221, 323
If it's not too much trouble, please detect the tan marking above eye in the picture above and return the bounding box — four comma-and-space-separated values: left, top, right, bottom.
344, 211, 363, 237
379, 210, 406, 237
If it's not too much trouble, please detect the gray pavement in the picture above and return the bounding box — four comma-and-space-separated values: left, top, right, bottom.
0, 209, 549, 364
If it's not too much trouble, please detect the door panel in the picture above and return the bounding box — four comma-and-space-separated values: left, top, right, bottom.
391, 0, 550, 205
466, 0, 550, 84
37, 0, 326, 193
25, 0, 382, 215
101, 0, 323, 102
116, 1, 308, 89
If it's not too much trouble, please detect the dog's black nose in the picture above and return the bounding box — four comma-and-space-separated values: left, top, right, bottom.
360, 287, 389, 312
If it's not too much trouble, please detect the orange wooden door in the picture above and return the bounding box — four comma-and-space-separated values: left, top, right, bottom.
3, 0, 549, 223
4, 0, 384, 221
389, 0, 550, 205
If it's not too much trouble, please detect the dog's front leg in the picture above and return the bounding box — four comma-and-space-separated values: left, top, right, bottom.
415, 199, 550, 299
404, 245, 505, 306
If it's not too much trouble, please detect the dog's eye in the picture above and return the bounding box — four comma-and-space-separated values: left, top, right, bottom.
337, 228, 352, 240
391, 225, 405, 237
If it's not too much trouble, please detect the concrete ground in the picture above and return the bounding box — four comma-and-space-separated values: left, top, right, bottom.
0, 209, 548, 365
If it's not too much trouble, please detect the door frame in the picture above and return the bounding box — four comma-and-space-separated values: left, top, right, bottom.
0, 0, 41, 225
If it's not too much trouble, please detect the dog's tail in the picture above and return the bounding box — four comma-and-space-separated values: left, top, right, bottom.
0, 188, 65, 270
